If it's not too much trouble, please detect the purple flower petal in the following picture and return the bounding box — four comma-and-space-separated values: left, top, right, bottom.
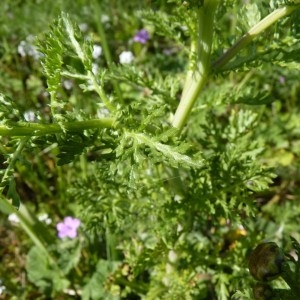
67, 230, 77, 239
133, 29, 149, 44
56, 216, 81, 239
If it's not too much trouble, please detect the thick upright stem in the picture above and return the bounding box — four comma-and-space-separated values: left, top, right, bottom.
172, 0, 218, 131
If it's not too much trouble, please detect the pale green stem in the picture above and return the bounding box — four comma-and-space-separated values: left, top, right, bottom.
0, 118, 114, 137
212, 5, 300, 71
172, 0, 218, 131
88, 70, 116, 112
61, 70, 115, 112
180, 40, 197, 102
173, 3, 299, 131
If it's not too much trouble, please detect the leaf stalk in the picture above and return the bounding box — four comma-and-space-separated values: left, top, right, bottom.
0, 118, 115, 137
212, 5, 300, 71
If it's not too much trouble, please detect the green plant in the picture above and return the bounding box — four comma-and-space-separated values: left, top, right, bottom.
1, 0, 300, 299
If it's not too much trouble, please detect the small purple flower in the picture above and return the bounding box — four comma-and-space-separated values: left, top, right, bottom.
133, 29, 150, 44
56, 216, 80, 239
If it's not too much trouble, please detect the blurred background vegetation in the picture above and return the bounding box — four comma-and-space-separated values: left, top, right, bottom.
0, 0, 300, 299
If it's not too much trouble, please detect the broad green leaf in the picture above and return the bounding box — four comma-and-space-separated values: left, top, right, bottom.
82, 259, 120, 300
26, 246, 70, 296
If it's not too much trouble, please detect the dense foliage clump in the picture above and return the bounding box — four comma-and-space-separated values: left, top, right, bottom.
0, 0, 300, 299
